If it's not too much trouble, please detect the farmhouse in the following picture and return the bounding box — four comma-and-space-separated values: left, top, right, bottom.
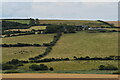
88, 28, 106, 31
75, 25, 89, 30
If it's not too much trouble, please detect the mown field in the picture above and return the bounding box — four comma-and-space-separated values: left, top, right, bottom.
2, 34, 55, 45
43, 31, 118, 59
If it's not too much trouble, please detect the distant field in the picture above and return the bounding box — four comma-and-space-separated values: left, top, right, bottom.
40, 20, 110, 27
107, 21, 119, 27
30, 26, 47, 30
2, 47, 46, 63
2, 34, 55, 45
3, 20, 30, 24
5, 26, 47, 31
43, 31, 118, 59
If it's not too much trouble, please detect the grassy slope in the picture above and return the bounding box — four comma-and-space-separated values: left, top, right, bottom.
2, 34, 55, 45
2, 47, 46, 63
43, 31, 118, 59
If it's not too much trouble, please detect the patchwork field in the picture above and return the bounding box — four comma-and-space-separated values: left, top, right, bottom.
2, 47, 46, 63
43, 31, 118, 59
2, 34, 55, 45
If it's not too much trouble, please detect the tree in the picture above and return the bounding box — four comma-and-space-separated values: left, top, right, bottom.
36, 18, 40, 26
49, 67, 54, 71
2, 64, 17, 70
29, 18, 35, 26
29, 64, 41, 71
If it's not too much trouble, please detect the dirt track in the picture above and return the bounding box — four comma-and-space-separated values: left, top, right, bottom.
2, 73, 119, 78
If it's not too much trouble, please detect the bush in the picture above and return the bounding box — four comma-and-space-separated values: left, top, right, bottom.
4, 70, 20, 73
98, 65, 118, 70
29, 64, 49, 71
49, 67, 54, 71
2, 64, 17, 70
112, 71, 120, 74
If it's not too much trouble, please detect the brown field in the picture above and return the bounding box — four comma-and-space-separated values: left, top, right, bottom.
107, 21, 119, 27
2, 73, 119, 78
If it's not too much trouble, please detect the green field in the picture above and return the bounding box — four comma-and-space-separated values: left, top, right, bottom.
2, 34, 55, 45
42, 31, 118, 59
2, 47, 46, 63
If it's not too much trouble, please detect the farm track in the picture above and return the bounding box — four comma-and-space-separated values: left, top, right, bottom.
2, 73, 119, 78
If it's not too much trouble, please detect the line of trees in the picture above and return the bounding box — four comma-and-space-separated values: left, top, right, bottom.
1, 43, 41, 47
97, 20, 116, 27
29, 32, 62, 61
73, 56, 120, 60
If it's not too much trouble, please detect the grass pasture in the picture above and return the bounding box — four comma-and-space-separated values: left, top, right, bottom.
43, 31, 118, 59
2, 47, 46, 63
2, 34, 55, 45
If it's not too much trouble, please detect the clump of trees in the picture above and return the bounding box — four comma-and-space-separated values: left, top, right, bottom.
29, 18, 40, 26
45, 24, 77, 34
2, 59, 23, 70
98, 65, 118, 70
29, 64, 53, 71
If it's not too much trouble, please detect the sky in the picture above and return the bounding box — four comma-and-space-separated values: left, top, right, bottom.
1, 1, 119, 21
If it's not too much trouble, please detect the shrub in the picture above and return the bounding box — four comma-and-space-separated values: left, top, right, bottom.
29, 64, 41, 71
2, 64, 17, 70
112, 71, 120, 74
29, 64, 49, 71
4, 70, 20, 73
98, 65, 118, 70
49, 67, 54, 71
